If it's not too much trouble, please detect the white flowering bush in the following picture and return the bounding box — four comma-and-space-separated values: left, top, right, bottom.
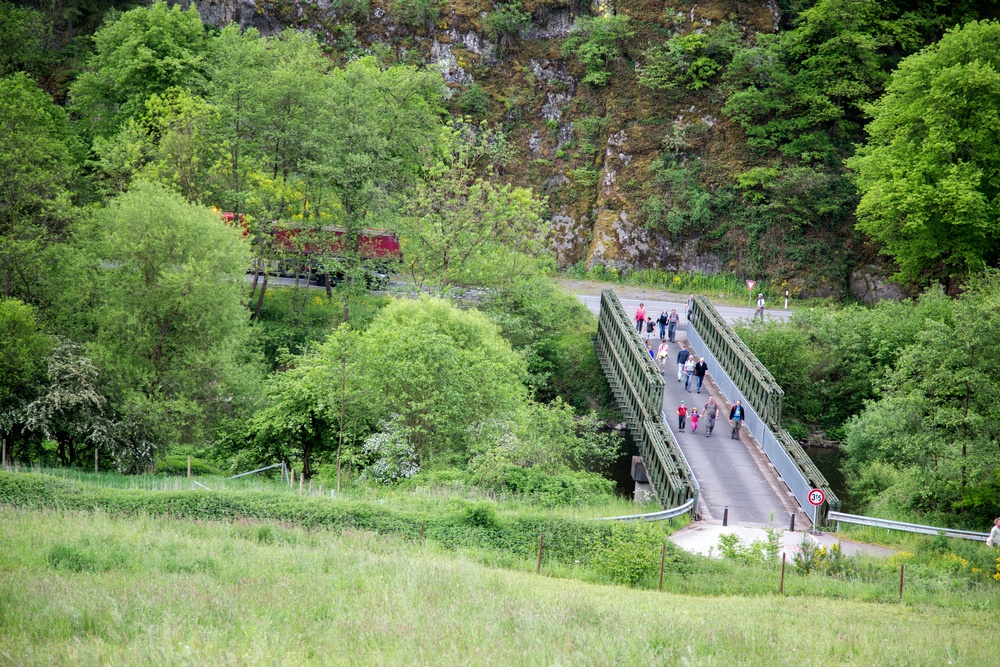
361, 416, 419, 485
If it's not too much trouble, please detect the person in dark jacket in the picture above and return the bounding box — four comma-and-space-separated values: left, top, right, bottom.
676, 347, 690, 383
729, 400, 745, 439
657, 310, 669, 340
693, 358, 708, 393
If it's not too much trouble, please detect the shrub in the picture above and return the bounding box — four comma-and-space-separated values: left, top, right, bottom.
561, 16, 635, 87
589, 521, 666, 585
459, 83, 490, 116
391, 0, 440, 29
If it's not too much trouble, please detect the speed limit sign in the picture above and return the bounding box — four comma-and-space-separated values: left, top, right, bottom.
808, 488, 825, 506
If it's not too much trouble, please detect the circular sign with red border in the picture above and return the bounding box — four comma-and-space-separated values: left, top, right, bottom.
808, 488, 826, 506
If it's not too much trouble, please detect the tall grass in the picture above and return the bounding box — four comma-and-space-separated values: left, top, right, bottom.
1, 507, 998, 666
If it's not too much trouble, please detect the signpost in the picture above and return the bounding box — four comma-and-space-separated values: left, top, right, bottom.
746, 280, 756, 316
808, 488, 826, 506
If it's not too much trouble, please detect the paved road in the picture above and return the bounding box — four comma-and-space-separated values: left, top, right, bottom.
576, 294, 792, 325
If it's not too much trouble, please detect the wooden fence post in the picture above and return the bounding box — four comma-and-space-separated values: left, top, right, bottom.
95, 448, 99, 475
659, 544, 666, 591
299, 473, 303, 495
779, 553, 786, 595
187, 456, 192, 478
899, 563, 904, 603
536, 534, 544, 574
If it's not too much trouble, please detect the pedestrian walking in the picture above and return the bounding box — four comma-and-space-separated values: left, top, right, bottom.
647, 340, 655, 359
754, 293, 765, 321
694, 357, 708, 393
677, 401, 687, 432
704, 397, 718, 437
676, 347, 690, 382
683, 355, 696, 391
690, 407, 699, 433
729, 400, 745, 440
656, 340, 670, 372
667, 309, 679, 342
686, 294, 694, 322
987, 517, 1000, 547
657, 310, 669, 340
635, 303, 646, 333
645, 317, 655, 341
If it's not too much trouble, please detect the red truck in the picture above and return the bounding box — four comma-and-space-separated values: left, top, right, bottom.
220, 212, 401, 287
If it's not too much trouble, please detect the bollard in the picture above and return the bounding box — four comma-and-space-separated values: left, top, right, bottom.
537, 534, 544, 574
723, 506, 729, 527
779, 553, 786, 594
789, 513, 795, 532
659, 544, 666, 591
899, 563, 905, 603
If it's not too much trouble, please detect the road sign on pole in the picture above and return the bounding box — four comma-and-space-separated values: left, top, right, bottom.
746, 280, 756, 315
746, 280, 756, 291
808, 488, 826, 506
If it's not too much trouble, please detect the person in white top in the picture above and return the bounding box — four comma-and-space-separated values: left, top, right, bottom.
754, 293, 765, 321
683, 356, 696, 392
988, 517, 1000, 547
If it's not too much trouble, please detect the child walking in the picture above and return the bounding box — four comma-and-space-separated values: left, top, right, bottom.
690, 407, 699, 433
677, 401, 687, 432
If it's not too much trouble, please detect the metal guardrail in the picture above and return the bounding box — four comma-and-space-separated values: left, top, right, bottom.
829, 511, 990, 541
595, 498, 695, 522
595, 290, 698, 514
686, 298, 839, 526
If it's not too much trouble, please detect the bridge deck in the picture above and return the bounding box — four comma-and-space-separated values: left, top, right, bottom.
658, 325, 794, 525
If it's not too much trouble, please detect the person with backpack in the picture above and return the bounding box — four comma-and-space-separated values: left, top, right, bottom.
694, 357, 708, 393
677, 401, 687, 432
667, 309, 679, 342
729, 400, 745, 439
657, 310, 669, 340
676, 347, 690, 382
703, 397, 718, 437
635, 303, 646, 332
683, 355, 696, 392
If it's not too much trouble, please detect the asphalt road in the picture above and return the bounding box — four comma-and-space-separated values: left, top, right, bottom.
575, 294, 792, 325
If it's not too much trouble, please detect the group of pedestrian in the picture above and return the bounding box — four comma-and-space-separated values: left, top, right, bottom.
635, 302, 744, 442
635, 303, 683, 344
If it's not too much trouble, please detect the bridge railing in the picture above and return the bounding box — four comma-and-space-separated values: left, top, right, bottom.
595, 290, 699, 514
687, 296, 840, 526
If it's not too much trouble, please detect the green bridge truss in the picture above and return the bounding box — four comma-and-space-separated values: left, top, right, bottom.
594, 290, 698, 511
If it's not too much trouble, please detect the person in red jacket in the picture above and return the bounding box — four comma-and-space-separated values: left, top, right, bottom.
677, 401, 687, 432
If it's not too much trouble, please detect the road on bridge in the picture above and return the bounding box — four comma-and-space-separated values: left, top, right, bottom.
580, 293, 802, 527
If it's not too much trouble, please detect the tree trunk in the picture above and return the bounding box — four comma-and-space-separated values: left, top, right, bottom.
252, 274, 268, 320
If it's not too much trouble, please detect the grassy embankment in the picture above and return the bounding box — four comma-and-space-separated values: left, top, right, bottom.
1, 505, 998, 666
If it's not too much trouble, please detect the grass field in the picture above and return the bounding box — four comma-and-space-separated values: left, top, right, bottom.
1, 507, 997, 666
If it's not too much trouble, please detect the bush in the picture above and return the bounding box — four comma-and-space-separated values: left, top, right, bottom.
458, 83, 489, 116
391, 0, 440, 29
589, 521, 669, 585
159, 455, 221, 476
0, 472, 653, 569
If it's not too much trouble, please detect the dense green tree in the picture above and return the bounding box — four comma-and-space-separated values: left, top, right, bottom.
0, 73, 79, 303
70, 1, 208, 139
398, 125, 546, 289
849, 21, 1000, 287
62, 181, 251, 444
0, 1, 52, 77
0, 299, 53, 418
354, 298, 527, 459
843, 272, 1000, 523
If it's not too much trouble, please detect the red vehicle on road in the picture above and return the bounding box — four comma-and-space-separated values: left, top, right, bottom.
220, 212, 401, 287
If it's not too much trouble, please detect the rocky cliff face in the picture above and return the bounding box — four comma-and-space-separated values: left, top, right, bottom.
190, 0, 808, 280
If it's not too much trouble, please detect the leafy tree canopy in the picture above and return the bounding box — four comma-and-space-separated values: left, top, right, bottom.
849, 20, 1000, 287
70, 1, 208, 139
